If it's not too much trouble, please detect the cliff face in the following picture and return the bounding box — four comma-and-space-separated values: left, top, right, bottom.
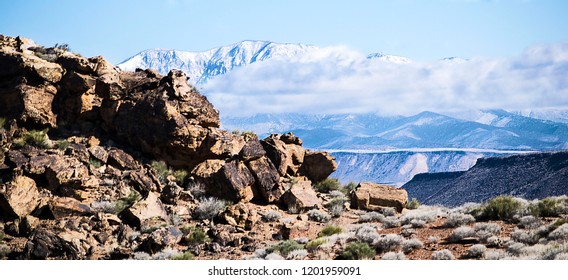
0, 35, 336, 259
402, 151, 568, 207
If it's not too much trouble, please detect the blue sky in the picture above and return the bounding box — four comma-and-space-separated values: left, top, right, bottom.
2, 0, 567, 64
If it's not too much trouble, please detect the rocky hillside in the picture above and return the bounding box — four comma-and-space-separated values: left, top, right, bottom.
403, 151, 568, 207
0, 35, 338, 259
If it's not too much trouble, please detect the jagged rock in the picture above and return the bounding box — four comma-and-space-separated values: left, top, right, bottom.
222, 203, 259, 230
202, 128, 246, 159
24, 228, 81, 259
6, 150, 29, 169
56, 53, 95, 74
192, 159, 255, 203
351, 182, 408, 213
140, 226, 183, 254
128, 170, 160, 194
262, 133, 305, 177
239, 136, 266, 161
107, 148, 138, 170
0, 175, 39, 219
299, 151, 337, 182
282, 180, 320, 211
280, 221, 314, 240
45, 155, 89, 189
28, 154, 56, 174
246, 156, 283, 203
122, 192, 168, 230
88, 146, 108, 163
49, 197, 94, 219
20, 215, 40, 236
66, 143, 90, 163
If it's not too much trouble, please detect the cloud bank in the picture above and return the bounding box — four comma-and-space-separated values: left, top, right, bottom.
202, 42, 568, 117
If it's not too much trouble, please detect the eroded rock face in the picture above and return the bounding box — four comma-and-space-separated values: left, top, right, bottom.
0, 175, 39, 219
262, 133, 305, 177
299, 151, 337, 183
192, 159, 255, 203
122, 192, 169, 230
351, 182, 408, 213
282, 180, 321, 211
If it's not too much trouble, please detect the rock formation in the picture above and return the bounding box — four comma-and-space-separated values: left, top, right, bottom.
351, 182, 408, 213
0, 35, 339, 259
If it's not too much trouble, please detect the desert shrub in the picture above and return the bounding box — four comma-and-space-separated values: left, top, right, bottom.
511, 229, 539, 245
287, 249, 308, 260
449, 226, 475, 242
375, 234, 403, 252
114, 190, 142, 214
431, 249, 455, 260
343, 182, 358, 194
264, 252, 285, 260
23, 129, 49, 149
151, 161, 170, 180
307, 209, 331, 223
313, 178, 342, 193
294, 237, 309, 244
401, 206, 440, 226
172, 251, 195, 260
339, 241, 376, 260
184, 226, 209, 245
406, 198, 420, 210
554, 252, 568, 260
505, 241, 526, 256
325, 198, 345, 217
382, 216, 401, 228
0, 118, 6, 128
152, 248, 183, 260
402, 238, 423, 253
172, 169, 188, 186
194, 197, 227, 220
444, 212, 475, 228
267, 240, 304, 258
410, 219, 426, 228
401, 227, 415, 238
474, 223, 502, 243
54, 139, 69, 150
187, 182, 207, 198
306, 238, 327, 250
381, 207, 397, 217
263, 210, 282, 222
467, 244, 487, 258
518, 215, 541, 229
329, 190, 346, 199
548, 224, 568, 240
481, 196, 522, 221
0, 243, 10, 258
484, 250, 504, 260
486, 236, 502, 247
529, 197, 562, 217
358, 211, 385, 223
427, 236, 439, 244
355, 225, 380, 244
90, 201, 117, 214
318, 225, 343, 237
381, 252, 406, 260
287, 204, 299, 214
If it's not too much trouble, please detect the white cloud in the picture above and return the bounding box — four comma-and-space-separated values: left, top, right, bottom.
202, 42, 568, 117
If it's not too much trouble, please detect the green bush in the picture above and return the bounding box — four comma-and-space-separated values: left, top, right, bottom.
529, 198, 561, 217
151, 161, 170, 180
23, 129, 49, 149
267, 240, 304, 258
89, 157, 103, 168
338, 241, 376, 260
481, 196, 522, 221
407, 198, 421, 210
184, 226, 209, 245
306, 238, 327, 250
172, 251, 194, 260
313, 178, 342, 193
173, 169, 188, 186
114, 190, 142, 214
54, 139, 69, 151
343, 182, 358, 194
318, 225, 343, 237
0, 118, 6, 129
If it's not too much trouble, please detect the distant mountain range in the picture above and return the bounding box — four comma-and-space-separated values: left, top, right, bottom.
118, 40, 568, 186
403, 151, 568, 207
117, 40, 412, 84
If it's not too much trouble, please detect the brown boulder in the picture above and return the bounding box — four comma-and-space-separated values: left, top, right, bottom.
239, 135, 266, 161
261, 133, 306, 177
45, 155, 89, 189
282, 180, 320, 212
299, 151, 337, 182
192, 159, 255, 203
0, 175, 39, 219
350, 182, 408, 213
88, 146, 108, 163
107, 148, 138, 170
246, 156, 283, 203
221, 203, 259, 230
49, 197, 94, 219
122, 192, 168, 230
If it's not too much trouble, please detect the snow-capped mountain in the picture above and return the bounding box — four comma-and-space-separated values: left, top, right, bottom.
222, 111, 568, 151
366, 52, 412, 64
117, 40, 318, 84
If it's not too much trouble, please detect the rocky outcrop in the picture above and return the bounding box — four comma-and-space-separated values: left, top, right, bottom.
0, 175, 39, 219
0, 35, 339, 260
351, 182, 408, 213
